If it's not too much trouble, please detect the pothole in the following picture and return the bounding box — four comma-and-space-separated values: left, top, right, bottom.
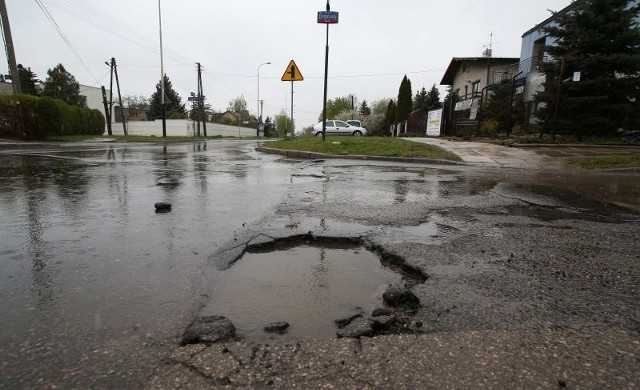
199, 237, 426, 341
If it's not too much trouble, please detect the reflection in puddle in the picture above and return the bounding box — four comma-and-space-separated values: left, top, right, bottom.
203, 243, 403, 340
506, 206, 633, 223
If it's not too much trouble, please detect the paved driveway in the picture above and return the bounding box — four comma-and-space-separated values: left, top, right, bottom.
409, 138, 640, 170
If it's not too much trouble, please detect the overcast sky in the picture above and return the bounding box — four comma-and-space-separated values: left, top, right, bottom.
4, 0, 572, 129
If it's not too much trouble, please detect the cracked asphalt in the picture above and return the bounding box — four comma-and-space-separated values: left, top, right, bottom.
1, 139, 638, 388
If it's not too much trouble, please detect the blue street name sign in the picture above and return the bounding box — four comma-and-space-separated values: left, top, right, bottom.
317, 11, 339, 24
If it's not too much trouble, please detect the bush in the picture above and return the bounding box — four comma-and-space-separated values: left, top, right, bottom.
89, 109, 105, 135
35, 97, 63, 137
0, 94, 105, 139
481, 119, 498, 136
511, 123, 525, 136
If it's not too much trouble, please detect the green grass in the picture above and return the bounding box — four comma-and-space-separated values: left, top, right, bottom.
569, 154, 640, 169
266, 136, 462, 161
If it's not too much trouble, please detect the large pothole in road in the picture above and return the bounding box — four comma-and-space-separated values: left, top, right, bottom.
199, 238, 426, 341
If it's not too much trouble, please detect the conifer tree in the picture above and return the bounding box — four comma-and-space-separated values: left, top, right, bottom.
413, 87, 428, 111
17, 64, 39, 96
148, 75, 187, 120
359, 100, 371, 117
395, 75, 413, 122
424, 84, 443, 110
536, 0, 640, 137
383, 99, 396, 133
480, 81, 525, 133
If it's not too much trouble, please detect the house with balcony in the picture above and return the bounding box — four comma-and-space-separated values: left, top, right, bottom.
440, 56, 520, 101
517, 1, 583, 123
439, 55, 520, 135
517, 0, 639, 127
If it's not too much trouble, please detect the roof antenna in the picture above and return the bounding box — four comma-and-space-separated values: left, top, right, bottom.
482, 32, 493, 57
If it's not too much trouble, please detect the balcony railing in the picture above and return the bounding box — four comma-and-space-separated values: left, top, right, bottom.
488, 62, 520, 85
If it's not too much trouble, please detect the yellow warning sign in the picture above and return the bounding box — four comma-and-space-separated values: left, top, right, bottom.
281, 60, 304, 82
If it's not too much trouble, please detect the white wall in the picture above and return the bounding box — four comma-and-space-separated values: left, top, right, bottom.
107, 119, 256, 137
78, 84, 106, 114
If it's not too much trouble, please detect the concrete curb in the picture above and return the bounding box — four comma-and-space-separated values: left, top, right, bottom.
255, 146, 466, 166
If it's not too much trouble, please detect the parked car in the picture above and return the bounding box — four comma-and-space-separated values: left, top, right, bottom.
312, 120, 367, 136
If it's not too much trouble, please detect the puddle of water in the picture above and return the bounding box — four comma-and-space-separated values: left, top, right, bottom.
506, 206, 631, 223
202, 243, 403, 340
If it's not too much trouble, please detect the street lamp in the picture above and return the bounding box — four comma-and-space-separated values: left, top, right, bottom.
158, 0, 166, 138
257, 61, 271, 136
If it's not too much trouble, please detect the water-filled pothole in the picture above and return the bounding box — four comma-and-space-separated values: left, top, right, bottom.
202, 240, 422, 340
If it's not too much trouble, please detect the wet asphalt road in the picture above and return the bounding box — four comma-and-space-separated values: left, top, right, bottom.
0, 140, 639, 388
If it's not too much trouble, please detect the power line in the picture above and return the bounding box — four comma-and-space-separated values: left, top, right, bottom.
33, 0, 101, 85
43, 0, 193, 67
202, 68, 446, 80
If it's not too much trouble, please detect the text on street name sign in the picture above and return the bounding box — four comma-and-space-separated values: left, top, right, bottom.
317, 11, 339, 24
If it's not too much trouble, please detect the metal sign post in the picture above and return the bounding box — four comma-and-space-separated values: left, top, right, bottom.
318, 1, 338, 142
281, 60, 304, 137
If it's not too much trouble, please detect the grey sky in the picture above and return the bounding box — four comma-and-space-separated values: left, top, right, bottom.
4, 0, 571, 128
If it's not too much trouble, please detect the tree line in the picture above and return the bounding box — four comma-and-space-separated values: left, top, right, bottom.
8, 64, 253, 127
317, 78, 444, 136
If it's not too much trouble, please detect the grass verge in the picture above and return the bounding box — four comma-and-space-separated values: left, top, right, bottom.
569, 155, 640, 169
266, 136, 462, 161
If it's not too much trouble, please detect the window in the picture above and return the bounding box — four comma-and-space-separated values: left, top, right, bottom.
532, 37, 546, 70
472, 80, 480, 96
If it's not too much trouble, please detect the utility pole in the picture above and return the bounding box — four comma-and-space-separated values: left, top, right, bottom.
108, 58, 115, 132
113, 58, 127, 136
552, 56, 567, 139
196, 62, 206, 137
0, 0, 20, 94
101, 86, 110, 134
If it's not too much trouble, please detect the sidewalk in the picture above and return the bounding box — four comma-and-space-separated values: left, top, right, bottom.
408, 138, 640, 170
408, 138, 566, 169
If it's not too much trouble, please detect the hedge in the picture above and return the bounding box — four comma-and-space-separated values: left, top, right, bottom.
0, 94, 104, 140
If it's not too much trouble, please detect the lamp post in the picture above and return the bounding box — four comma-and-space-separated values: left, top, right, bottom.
158, 0, 166, 138
257, 62, 271, 136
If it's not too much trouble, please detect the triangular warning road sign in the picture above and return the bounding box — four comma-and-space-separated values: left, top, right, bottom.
281, 60, 304, 82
